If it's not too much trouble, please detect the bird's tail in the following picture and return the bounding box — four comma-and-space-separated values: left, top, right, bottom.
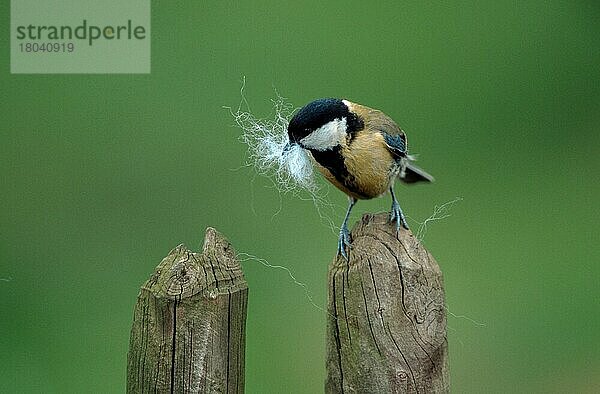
399, 161, 435, 184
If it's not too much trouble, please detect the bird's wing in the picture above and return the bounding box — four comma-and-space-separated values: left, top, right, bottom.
348, 102, 433, 183
350, 102, 408, 158
373, 112, 407, 159
382, 133, 407, 159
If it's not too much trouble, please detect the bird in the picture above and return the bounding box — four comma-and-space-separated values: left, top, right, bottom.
285, 98, 434, 259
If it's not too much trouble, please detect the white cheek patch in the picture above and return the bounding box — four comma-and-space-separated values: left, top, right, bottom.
300, 118, 347, 151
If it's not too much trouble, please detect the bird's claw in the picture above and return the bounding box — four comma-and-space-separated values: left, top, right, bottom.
390, 200, 409, 233
337, 225, 352, 260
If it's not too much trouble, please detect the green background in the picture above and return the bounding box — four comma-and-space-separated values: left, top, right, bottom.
1, 1, 599, 392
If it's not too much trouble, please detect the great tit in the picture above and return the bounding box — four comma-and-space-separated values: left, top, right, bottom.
286, 98, 434, 259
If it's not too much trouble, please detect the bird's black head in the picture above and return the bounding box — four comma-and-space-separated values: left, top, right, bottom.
287, 99, 363, 150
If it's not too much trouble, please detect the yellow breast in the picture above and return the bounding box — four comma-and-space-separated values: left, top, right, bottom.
343, 131, 396, 198
311, 131, 397, 200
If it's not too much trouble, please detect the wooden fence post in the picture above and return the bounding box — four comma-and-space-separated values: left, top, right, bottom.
326, 213, 449, 393
126, 227, 248, 393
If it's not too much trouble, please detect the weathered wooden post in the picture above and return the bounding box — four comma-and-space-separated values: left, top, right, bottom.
127, 227, 248, 393
326, 213, 449, 393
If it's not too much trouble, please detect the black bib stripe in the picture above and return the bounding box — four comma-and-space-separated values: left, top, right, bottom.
310, 147, 369, 199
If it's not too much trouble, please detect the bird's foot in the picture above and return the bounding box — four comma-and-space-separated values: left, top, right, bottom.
390, 200, 409, 233
337, 225, 352, 260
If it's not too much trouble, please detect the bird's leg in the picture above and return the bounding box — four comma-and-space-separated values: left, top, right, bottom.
337, 197, 356, 260
389, 186, 409, 232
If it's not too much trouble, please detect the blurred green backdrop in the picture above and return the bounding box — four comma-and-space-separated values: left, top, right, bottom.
1, 1, 599, 393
